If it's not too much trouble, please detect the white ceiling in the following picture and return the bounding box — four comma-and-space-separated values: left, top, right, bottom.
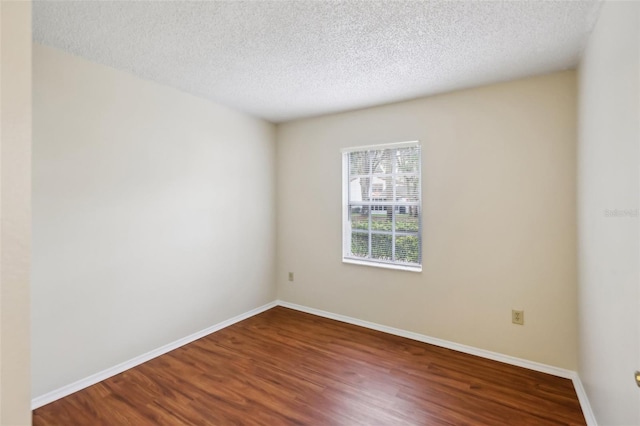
33, 0, 601, 123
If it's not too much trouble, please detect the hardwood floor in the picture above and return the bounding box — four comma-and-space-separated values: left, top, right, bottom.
33, 307, 586, 425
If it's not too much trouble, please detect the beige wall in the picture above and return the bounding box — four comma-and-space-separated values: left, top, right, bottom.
577, 2, 640, 425
0, 1, 32, 425
277, 71, 578, 370
32, 44, 277, 398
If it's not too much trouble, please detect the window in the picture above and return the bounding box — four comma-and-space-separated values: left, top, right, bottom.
342, 141, 422, 271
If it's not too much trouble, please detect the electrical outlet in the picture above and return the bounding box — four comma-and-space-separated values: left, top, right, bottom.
288, 272, 294, 282
512, 310, 524, 325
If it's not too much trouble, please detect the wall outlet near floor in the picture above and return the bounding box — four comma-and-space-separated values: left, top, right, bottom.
288, 272, 294, 282
512, 310, 524, 325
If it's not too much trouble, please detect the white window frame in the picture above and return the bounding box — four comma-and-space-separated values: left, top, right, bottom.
342, 141, 422, 272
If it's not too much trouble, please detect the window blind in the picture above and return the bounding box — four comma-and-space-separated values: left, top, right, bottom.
342, 142, 422, 270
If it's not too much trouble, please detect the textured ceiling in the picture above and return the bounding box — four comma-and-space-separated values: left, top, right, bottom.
33, 0, 601, 123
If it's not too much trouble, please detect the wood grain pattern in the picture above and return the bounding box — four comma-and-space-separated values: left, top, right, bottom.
33, 307, 586, 425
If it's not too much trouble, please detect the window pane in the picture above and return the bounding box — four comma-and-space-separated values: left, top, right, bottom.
371, 234, 392, 261
371, 175, 393, 202
351, 232, 369, 258
396, 206, 419, 232
350, 206, 369, 230
375, 149, 392, 174
396, 146, 420, 174
349, 151, 370, 176
395, 175, 419, 202
349, 177, 373, 202
371, 205, 393, 231
396, 235, 420, 264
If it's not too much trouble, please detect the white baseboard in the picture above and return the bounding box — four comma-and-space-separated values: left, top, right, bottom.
570, 373, 598, 426
31, 300, 278, 410
277, 300, 597, 425
32, 298, 597, 426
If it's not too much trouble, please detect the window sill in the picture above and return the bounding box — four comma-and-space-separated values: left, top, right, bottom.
342, 258, 422, 273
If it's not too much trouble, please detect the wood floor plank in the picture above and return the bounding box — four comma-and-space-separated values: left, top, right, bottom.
33, 307, 586, 425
